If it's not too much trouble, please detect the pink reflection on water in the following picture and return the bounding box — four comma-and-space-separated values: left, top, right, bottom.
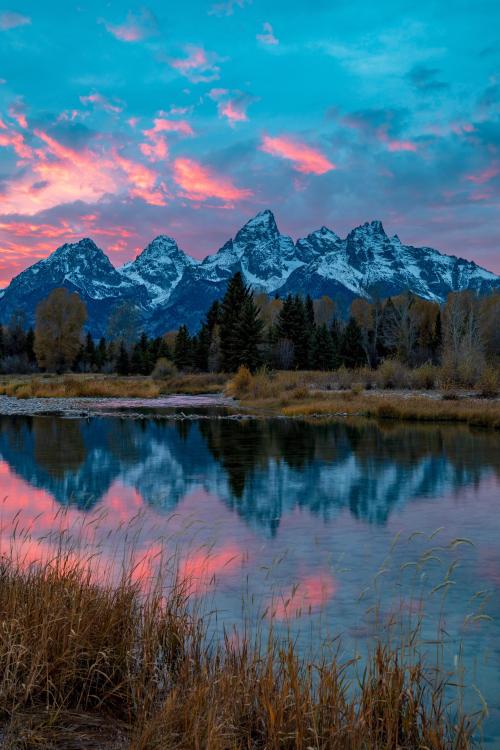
271, 572, 338, 620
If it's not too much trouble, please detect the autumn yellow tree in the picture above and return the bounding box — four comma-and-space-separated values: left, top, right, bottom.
35, 288, 87, 372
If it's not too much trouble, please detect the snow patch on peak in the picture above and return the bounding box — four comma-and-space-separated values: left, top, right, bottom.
120, 234, 195, 306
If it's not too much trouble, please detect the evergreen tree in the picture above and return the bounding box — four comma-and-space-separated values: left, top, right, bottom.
291, 296, 309, 368
84, 332, 96, 370
116, 341, 130, 375
379, 297, 398, 358
236, 297, 264, 371
310, 324, 335, 370
0, 324, 4, 360
340, 317, 365, 368
431, 310, 443, 364
206, 300, 221, 332
156, 336, 171, 360
220, 272, 252, 371
96, 337, 107, 370
330, 318, 342, 369
305, 294, 315, 331
276, 294, 295, 341
25, 327, 35, 362
193, 324, 211, 371
130, 343, 143, 375
174, 325, 192, 370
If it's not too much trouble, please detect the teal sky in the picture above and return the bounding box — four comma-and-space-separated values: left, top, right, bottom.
0, 0, 498, 283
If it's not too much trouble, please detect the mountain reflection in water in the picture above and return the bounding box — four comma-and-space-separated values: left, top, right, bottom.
0, 412, 499, 740
0, 415, 498, 533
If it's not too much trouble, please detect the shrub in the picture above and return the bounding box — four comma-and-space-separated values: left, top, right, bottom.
376, 359, 411, 390
226, 365, 253, 398
411, 363, 437, 390
335, 365, 351, 390
152, 357, 178, 380
351, 383, 363, 395
477, 366, 499, 398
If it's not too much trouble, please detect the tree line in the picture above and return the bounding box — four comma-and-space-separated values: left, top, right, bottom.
0, 275, 498, 379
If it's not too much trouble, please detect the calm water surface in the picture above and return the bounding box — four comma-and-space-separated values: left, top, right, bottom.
0, 404, 499, 743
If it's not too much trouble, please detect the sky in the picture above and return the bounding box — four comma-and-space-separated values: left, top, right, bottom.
0, 0, 499, 286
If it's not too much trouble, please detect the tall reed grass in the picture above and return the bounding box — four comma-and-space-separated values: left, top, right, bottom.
0, 545, 475, 749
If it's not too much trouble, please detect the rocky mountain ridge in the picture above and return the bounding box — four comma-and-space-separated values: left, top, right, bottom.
0, 210, 498, 335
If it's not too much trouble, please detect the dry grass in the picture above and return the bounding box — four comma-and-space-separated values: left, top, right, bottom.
0, 373, 229, 399
281, 392, 500, 429
224, 368, 500, 429
0, 551, 473, 749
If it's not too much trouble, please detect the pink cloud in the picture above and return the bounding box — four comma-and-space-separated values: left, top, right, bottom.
102, 9, 158, 42
209, 89, 253, 125
386, 139, 417, 152
0, 124, 168, 213
140, 117, 194, 163
465, 163, 499, 185
80, 92, 124, 114
256, 21, 278, 46
173, 157, 252, 204
0, 119, 33, 160
170, 45, 222, 83
342, 114, 417, 153
144, 118, 194, 137
0, 11, 30, 30
113, 151, 167, 205
260, 134, 335, 174
8, 105, 27, 129
220, 100, 248, 124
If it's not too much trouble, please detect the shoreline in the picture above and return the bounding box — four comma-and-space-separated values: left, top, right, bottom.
0, 388, 499, 430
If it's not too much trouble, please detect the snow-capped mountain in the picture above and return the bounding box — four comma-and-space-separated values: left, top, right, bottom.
0, 238, 148, 335
0, 211, 498, 335
120, 235, 197, 306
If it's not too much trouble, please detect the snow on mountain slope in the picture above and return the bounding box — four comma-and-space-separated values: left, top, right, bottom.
0, 238, 148, 335
120, 235, 197, 306
0, 212, 498, 335
199, 209, 303, 292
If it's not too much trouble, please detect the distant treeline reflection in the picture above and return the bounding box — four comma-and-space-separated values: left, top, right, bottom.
0, 415, 498, 533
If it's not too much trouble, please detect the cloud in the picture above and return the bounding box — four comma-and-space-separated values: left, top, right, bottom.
209, 88, 255, 125
139, 117, 194, 162
0, 11, 30, 30
208, 0, 250, 17
260, 134, 335, 174
0, 117, 32, 160
256, 21, 278, 46
102, 8, 158, 42
173, 157, 252, 204
315, 22, 444, 78
169, 45, 222, 83
0, 124, 168, 213
112, 151, 168, 205
407, 64, 448, 92
80, 92, 124, 114
8, 103, 27, 129
340, 108, 417, 153
465, 163, 499, 184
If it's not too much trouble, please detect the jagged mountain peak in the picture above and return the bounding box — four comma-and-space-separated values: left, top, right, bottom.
52, 237, 106, 260
126, 235, 191, 266
235, 209, 279, 242
0, 210, 498, 337
348, 219, 387, 240
120, 234, 195, 307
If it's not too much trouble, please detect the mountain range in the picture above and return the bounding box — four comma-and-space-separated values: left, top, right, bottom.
0, 210, 498, 336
